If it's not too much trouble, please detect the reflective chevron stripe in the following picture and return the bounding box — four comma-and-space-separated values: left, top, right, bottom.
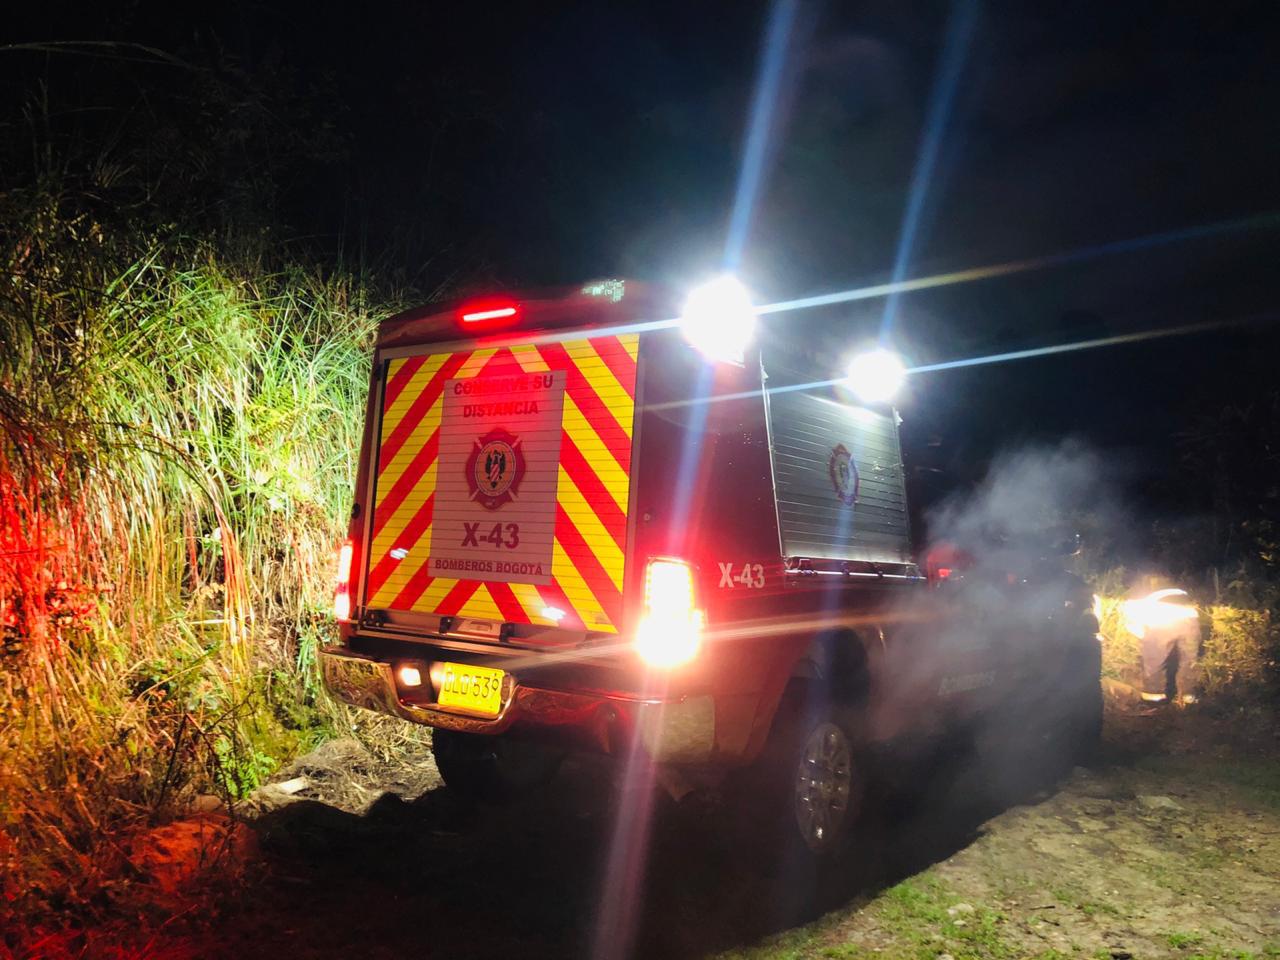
364, 334, 638, 634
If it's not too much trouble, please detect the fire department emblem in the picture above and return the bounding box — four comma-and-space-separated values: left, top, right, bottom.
466, 428, 525, 510
828, 443, 859, 506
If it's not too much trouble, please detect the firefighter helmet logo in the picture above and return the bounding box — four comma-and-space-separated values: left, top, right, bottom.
828, 443, 859, 506
466, 428, 525, 509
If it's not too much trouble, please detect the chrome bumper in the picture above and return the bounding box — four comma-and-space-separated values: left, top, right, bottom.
319, 645, 715, 763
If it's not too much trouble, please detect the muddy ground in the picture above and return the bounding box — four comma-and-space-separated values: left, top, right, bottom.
25, 695, 1280, 960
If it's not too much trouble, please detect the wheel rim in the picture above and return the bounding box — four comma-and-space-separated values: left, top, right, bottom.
793, 721, 853, 853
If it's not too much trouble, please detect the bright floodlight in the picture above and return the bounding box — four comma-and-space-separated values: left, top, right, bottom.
679, 275, 756, 364
847, 348, 907, 404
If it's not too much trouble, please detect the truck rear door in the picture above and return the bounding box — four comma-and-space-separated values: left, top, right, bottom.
360, 332, 639, 638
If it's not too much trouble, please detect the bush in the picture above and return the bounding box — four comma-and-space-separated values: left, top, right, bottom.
1094, 589, 1277, 700
1094, 593, 1140, 686
1202, 605, 1274, 699
0, 194, 398, 926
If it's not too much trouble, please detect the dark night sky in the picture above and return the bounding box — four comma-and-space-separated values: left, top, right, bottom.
6, 0, 1280, 511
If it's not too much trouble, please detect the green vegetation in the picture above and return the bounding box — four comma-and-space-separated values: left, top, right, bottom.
876, 878, 1011, 960
1094, 590, 1275, 701
719, 878, 1017, 960
0, 189, 402, 924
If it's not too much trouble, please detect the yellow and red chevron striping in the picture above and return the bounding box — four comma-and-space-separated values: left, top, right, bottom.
364, 333, 638, 633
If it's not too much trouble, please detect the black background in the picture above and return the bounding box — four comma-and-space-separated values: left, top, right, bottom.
5, 0, 1279, 514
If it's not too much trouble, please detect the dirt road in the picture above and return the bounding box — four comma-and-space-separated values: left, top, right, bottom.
186, 701, 1276, 960
36, 702, 1279, 960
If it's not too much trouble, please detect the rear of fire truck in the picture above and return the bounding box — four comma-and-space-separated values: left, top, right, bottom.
319, 276, 1099, 860
321, 279, 749, 799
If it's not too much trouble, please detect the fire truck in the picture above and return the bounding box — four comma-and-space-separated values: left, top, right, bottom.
320, 277, 1101, 860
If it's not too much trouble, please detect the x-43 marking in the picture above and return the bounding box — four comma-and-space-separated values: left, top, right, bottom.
718, 561, 765, 589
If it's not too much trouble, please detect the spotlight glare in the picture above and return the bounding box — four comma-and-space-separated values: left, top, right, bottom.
679, 275, 756, 365
846, 348, 907, 404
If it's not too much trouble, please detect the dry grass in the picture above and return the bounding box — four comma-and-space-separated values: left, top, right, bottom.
0, 196, 403, 939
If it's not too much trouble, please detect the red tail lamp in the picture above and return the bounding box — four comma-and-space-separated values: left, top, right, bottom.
458, 299, 521, 328
634, 558, 704, 668
333, 539, 354, 621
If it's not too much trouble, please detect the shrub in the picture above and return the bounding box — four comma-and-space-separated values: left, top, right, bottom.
1201, 605, 1274, 699
0, 195, 398, 926
1093, 588, 1276, 700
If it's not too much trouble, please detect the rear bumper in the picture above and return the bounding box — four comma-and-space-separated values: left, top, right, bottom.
319, 644, 716, 763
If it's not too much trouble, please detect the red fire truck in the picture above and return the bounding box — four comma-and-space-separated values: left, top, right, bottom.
320, 277, 1101, 860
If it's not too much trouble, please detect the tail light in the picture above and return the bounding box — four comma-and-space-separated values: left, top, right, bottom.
458, 299, 521, 328
634, 558, 704, 668
333, 539, 354, 622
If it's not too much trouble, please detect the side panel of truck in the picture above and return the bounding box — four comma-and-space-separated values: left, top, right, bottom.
762, 353, 913, 565
362, 333, 639, 634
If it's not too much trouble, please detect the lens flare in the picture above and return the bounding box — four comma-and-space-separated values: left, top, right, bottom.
1122, 588, 1198, 639
679, 275, 757, 364
847, 348, 907, 404
723, 0, 800, 270
880, 0, 980, 338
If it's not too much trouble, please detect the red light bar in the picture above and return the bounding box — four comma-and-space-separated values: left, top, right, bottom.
458, 300, 521, 326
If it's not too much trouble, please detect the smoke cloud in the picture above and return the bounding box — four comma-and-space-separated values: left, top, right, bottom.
872, 441, 1126, 778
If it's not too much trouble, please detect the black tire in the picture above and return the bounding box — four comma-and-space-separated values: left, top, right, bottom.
431, 729, 564, 803
737, 684, 867, 872
1069, 671, 1104, 763
1031, 638, 1103, 778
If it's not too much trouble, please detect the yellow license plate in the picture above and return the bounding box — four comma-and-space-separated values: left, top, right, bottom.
436, 662, 505, 716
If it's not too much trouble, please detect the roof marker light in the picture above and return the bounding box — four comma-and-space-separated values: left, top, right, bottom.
458, 299, 522, 327
461, 305, 518, 323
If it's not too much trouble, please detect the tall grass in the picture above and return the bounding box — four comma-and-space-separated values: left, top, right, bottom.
0, 197, 393, 923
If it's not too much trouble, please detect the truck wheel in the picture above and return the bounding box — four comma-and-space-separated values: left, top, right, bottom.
431, 729, 564, 803
792, 718, 858, 855
1062, 628, 1103, 764
1070, 675, 1103, 762
1031, 651, 1102, 780
741, 687, 866, 869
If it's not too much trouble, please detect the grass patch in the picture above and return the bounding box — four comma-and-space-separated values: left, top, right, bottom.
870, 877, 1013, 960
1138, 756, 1280, 811
720, 877, 1019, 960
1050, 886, 1124, 920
